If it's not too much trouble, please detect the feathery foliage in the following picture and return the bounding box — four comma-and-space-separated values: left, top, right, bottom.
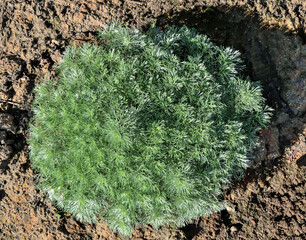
29, 24, 271, 236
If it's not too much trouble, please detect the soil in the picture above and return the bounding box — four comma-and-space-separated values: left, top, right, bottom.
0, 0, 305, 239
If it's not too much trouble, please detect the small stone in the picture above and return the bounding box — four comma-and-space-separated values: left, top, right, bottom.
230, 226, 237, 232
226, 206, 235, 213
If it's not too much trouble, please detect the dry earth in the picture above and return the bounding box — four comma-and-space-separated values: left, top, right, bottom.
0, 0, 305, 239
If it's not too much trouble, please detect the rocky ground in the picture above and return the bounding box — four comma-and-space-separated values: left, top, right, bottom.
0, 0, 305, 239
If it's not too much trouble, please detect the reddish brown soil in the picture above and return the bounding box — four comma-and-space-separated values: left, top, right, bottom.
0, 0, 305, 239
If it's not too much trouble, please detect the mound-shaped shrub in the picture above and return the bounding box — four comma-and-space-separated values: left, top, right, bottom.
29, 24, 271, 236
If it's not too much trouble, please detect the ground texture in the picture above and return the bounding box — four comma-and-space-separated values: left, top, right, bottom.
0, 0, 305, 239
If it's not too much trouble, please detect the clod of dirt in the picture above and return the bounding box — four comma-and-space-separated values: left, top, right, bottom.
0, 145, 13, 171
0, 113, 16, 132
